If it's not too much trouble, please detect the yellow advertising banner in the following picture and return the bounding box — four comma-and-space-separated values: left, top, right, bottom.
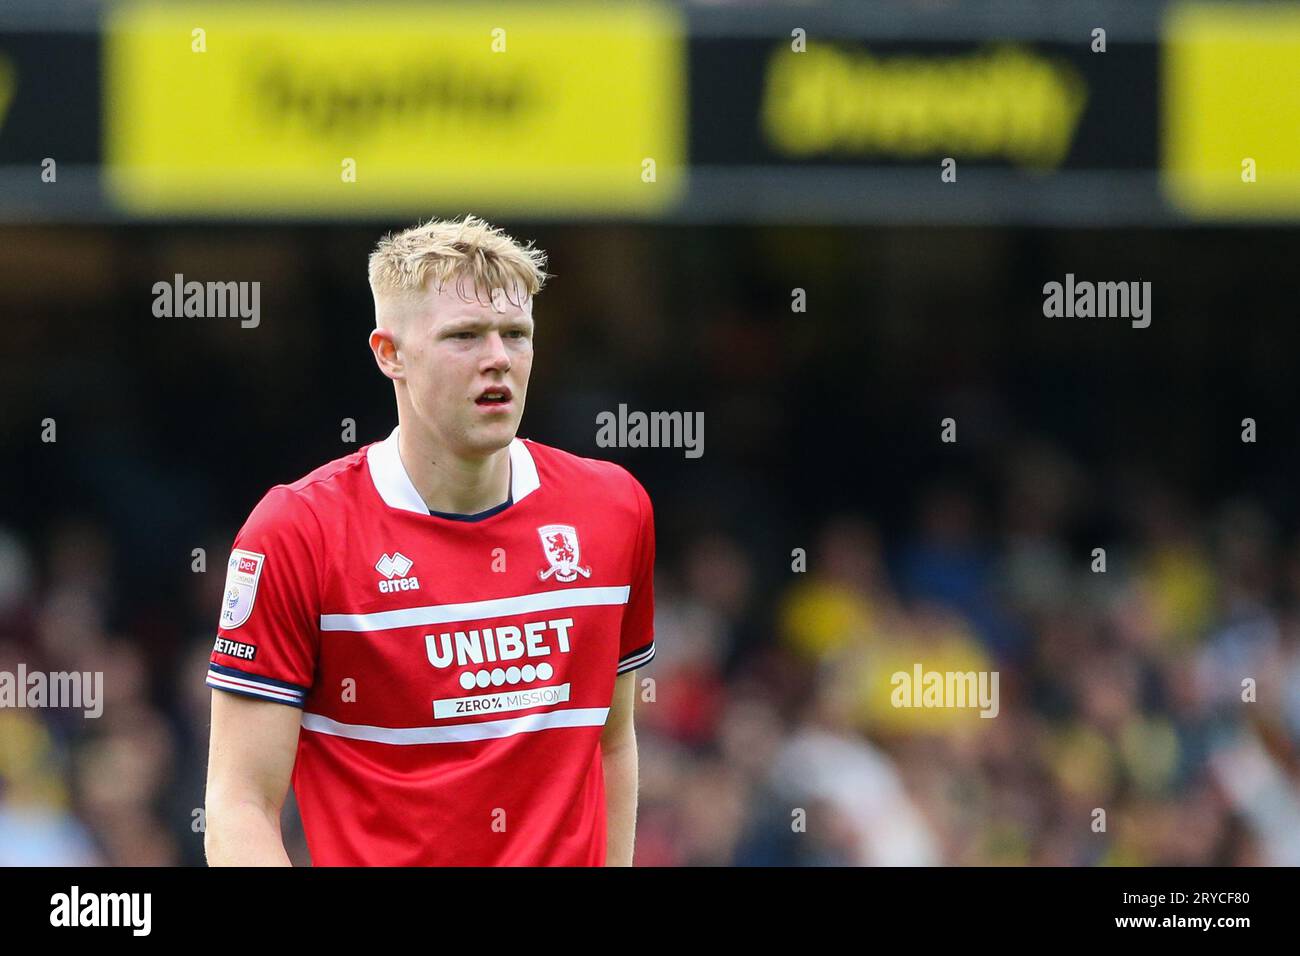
1164, 3, 1300, 217
106, 2, 685, 215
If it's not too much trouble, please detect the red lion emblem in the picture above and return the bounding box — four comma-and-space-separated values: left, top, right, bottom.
545, 533, 575, 563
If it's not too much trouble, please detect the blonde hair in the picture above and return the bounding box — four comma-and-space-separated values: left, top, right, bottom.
368, 214, 550, 315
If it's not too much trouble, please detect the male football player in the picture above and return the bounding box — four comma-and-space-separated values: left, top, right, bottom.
204, 215, 655, 865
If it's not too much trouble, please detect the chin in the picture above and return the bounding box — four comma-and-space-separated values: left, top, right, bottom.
464, 423, 518, 455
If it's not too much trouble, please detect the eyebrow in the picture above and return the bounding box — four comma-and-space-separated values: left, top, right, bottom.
440, 315, 534, 332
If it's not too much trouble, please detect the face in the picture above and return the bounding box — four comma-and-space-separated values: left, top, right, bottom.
381, 282, 534, 459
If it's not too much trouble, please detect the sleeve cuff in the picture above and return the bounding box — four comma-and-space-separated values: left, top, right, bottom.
616, 641, 655, 675
207, 662, 309, 708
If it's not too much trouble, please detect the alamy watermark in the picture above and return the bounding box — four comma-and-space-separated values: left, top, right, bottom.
890, 664, 999, 718
595, 404, 703, 459
1042, 273, 1151, 328
50, 886, 150, 936
152, 273, 261, 328
0, 664, 103, 718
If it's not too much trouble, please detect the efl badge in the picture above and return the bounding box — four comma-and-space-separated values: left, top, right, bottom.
220, 549, 265, 629
537, 525, 591, 583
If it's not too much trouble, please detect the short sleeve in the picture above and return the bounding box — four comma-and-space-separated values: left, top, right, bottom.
616, 475, 656, 675
207, 486, 322, 708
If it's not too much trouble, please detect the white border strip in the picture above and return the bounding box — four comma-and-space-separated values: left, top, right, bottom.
617, 643, 656, 674
207, 671, 304, 704
320, 585, 630, 632
300, 706, 610, 744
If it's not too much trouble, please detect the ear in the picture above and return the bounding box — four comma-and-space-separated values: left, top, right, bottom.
370, 328, 403, 381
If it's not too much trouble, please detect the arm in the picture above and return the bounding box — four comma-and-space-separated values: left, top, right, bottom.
602, 670, 639, 866
204, 690, 303, 866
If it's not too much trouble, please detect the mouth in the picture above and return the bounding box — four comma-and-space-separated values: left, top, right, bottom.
474, 385, 514, 411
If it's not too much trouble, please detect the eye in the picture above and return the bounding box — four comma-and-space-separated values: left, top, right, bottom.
451, 331, 476, 340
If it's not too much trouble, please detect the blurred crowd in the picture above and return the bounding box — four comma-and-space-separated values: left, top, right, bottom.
634, 454, 1300, 865
3, 434, 1299, 866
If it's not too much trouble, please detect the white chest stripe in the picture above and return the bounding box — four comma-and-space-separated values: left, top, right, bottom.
320, 585, 630, 632
300, 707, 610, 744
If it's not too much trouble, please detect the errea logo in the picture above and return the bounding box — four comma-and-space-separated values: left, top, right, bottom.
376, 552, 420, 593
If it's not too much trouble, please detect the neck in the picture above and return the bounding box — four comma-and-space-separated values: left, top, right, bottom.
397, 424, 511, 516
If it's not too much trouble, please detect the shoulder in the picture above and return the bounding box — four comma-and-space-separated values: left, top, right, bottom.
520, 439, 650, 530
241, 445, 372, 539
522, 438, 651, 511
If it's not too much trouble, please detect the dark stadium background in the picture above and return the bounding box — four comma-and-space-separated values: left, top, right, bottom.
3, 0, 1300, 867
3, 223, 1299, 865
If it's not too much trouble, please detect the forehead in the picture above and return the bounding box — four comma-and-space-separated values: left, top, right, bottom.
422, 281, 533, 325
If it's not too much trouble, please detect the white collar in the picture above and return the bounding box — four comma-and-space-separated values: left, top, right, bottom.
366, 426, 540, 515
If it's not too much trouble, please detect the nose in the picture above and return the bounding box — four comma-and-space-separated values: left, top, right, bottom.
480, 330, 511, 373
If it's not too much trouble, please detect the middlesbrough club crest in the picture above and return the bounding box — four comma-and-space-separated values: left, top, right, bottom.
536, 524, 591, 583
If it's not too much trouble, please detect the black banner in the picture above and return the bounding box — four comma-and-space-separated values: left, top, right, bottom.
0, 866, 1281, 942
0, 31, 101, 165
689, 38, 1158, 173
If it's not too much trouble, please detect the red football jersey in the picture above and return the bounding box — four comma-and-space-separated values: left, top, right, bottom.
207, 427, 656, 866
